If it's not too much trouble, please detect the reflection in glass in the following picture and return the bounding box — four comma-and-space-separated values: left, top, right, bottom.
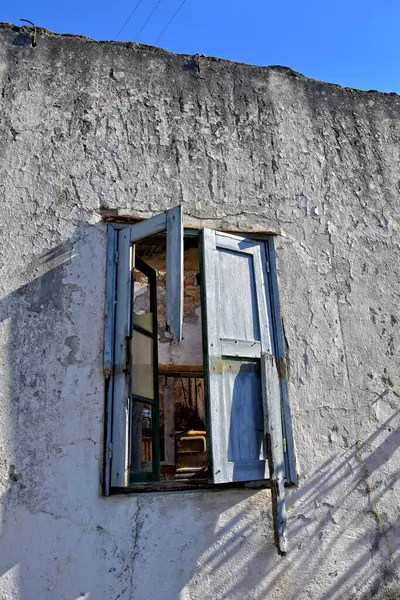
131, 402, 153, 473
131, 331, 154, 400
133, 275, 153, 332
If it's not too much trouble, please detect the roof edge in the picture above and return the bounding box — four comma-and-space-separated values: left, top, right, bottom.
1, 22, 398, 98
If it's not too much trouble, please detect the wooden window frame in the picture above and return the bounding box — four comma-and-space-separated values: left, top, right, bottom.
104, 224, 296, 496
129, 256, 160, 484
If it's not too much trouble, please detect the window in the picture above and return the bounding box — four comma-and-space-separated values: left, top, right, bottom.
104, 207, 296, 554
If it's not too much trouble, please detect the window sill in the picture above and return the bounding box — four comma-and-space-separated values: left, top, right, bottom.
109, 479, 273, 495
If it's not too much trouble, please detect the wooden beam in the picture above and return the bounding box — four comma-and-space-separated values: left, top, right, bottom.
261, 352, 288, 555
159, 364, 204, 377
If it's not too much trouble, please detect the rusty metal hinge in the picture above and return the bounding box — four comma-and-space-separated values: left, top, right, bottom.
277, 356, 290, 380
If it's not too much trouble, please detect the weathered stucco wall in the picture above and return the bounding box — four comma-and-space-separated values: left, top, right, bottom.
0, 23, 399, 600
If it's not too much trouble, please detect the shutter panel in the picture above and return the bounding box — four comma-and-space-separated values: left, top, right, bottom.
104, 225, 117, 496
166, 206, 183, 342
201, 229, 274, 483
111, 228, 132, 487
130, 206, 183, 343
267, 238, 297, 486
201, 228, 288, 553
110, 206, 183, 488
262, 353, 288, 554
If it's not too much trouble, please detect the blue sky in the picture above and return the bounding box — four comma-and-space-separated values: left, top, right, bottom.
2, 0, 400, 93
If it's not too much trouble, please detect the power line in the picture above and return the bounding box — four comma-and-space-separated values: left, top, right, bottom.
115, 0, 146, 40
155, 0, 187, 44
135, 0, 165, 40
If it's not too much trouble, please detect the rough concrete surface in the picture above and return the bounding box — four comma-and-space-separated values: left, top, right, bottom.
0, 23, 399, 600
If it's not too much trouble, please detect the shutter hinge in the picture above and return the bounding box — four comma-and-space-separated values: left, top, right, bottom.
283, 438, 287, 453
115, 251, 119, 265
124, 336, 131, 372
108, 443, 113, 458
266, 259, 270, 273
277, 356, 290, 380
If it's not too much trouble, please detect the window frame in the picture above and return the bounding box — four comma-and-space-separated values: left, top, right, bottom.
130, 256, 160, 484
104, 223, 297, 496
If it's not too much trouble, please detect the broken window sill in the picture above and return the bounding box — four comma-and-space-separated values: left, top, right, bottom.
109, 479, 273, 495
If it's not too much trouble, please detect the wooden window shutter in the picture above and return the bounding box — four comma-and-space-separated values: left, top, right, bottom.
108, 206, 183, 489
200, 228, 288, 553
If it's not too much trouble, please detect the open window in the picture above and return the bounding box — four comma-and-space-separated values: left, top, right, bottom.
104, 207, 295, 554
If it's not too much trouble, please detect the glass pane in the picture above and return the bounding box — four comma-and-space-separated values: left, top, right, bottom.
131, 402, 153, 473
133, 272, 153, 333
132, 331, 154, 400
158, 375, 208, 481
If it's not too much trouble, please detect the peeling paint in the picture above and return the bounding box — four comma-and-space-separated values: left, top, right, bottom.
0, 23, 399, 600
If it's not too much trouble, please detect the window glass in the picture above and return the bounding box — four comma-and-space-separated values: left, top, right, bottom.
131, 331, 154, 400
133, 273, 153, 333
130, 402, 154, 473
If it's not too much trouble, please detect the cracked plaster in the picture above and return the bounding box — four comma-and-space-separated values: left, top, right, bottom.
0, 22, 399, 600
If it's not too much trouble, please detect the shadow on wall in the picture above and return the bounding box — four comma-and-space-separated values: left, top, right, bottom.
0, 223, 107, 599
177, 408, 399, 600
284, 412, 400, 600
0, 227, 399, 600
0, 228, 274, 600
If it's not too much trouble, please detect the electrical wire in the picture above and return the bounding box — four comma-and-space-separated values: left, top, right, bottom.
135, 0, 165, 41
155, 0, 186, 44
115, 0, 146, 39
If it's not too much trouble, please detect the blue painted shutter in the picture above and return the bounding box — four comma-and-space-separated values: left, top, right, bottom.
130, 206, 183, 343
201, 229, 273, 482
104, 225, 117, 496
110, 228, 131, 488
109, 207, 183, 489
201, 229, 288, 553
